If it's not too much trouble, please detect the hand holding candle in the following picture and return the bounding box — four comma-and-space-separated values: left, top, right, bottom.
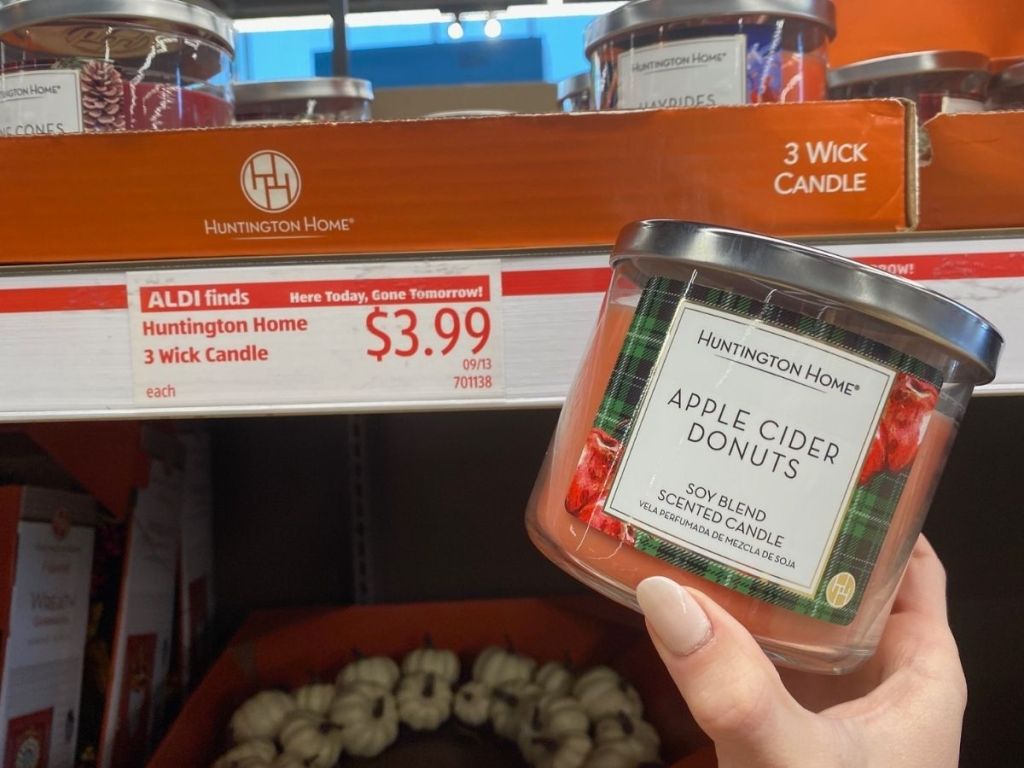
637, 535, 965, 768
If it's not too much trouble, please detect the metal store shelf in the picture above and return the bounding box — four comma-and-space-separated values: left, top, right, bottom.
0, 230, 1020, 422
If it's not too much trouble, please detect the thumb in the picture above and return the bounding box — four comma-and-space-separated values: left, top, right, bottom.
636, 577, 820, 766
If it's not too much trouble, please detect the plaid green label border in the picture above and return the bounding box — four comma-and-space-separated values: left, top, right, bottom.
587, 276, 943, 625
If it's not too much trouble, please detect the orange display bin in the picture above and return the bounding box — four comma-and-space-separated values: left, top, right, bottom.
149, 597, 710, 767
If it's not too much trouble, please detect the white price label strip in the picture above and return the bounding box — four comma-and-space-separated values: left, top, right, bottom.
126, 260, 504, 406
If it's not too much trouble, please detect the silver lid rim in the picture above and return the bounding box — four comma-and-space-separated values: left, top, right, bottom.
585, 0, 836, 55
234, 77, 374, 106
0, 0, 234, 52
994, 61, 1024, 91
611, 220, 1002, 383
557, 72, 591, 101
827, 50, 991, 89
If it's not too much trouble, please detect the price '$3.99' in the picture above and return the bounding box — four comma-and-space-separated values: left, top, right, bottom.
366, 305, 493, 360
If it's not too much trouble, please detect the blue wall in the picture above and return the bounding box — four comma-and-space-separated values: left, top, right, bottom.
234, 15, 595, 85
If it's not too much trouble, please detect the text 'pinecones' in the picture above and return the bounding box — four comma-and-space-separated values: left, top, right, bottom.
80, 60, 126, 132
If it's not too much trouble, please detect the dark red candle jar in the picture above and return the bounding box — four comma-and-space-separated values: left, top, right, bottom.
828, 51, 990, 124
234, 78, 374, 124
0, 0, 234, 135
586, 0, 835, 111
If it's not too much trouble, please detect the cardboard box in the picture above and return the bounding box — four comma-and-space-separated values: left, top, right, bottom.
920, 111, 1024, 230
831, 0, 1024, 66
0, 486, 96, 768
75, 429, 183, 768
0, 101, 914, 266
177, 426, 215, 692
149, 598, 712, 768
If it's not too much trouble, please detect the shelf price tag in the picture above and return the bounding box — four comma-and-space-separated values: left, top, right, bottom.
125, 260, 505, 407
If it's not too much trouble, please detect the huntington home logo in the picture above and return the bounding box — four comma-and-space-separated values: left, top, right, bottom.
202, 151, 354, 239
240, 150, 302, 212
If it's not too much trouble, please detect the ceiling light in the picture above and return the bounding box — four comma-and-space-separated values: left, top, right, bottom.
483, 16, 502, 38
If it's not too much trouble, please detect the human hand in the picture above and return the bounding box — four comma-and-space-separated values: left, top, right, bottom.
637, 535, 966, 768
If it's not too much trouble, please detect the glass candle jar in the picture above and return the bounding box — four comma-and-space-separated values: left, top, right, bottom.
557, 72, 592, 112
0, 0, 233, 135
988, 62, 1024, 110
234, 77, 374, 124
828, 51, 990, 124
586, 0, 835, 110
526, 221, 1001, 673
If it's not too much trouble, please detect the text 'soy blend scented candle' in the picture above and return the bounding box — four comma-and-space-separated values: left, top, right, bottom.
828, 51, 991, 124
989, 62, 1024, 110
0, 0, 234, 135
585, 0, 835, 110
526, 221, 1001, 673
233, 77, 374, 124
557, 72, 592, 112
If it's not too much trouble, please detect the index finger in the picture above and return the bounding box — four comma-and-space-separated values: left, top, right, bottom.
890, 534, 950, 625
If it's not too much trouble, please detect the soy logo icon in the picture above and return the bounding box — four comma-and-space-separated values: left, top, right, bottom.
240, 150, 302, 212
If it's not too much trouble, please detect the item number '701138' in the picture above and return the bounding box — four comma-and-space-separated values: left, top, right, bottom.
364, 305, 491, 362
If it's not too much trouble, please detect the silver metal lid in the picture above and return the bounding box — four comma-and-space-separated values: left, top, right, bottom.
611, 221, 1002, 383
585, 0, 836, 54
828, 51, 990, 89
0, 0, 234, 52
993, 61, 1024, 91
234, 78, 374, 106
557, 72, 591, 101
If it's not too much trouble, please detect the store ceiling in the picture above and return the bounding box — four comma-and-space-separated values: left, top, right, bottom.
214, 0, 604, 19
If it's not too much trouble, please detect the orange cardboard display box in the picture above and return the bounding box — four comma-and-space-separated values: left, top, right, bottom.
831, 0, 1024, 67
150, 597, 712, 768
920, 111, 1024, 230
0, 101, 914, 266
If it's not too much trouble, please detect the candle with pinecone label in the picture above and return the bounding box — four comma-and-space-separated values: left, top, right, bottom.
0, 0, 234, 136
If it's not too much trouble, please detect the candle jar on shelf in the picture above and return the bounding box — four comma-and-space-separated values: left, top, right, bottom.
988, 61, 1024, 110
557, 72, 592, 112
0, 0, 234, 135
233, 77, 374, 124
586, 0, 835, 111
526, 220, 1001, 674
828, 51, 991, 124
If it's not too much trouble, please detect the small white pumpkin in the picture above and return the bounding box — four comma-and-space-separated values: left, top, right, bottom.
396, 671, 453, 731
594, 712, 660, 763
230, 690, 297, 742
518, 695, 589, 761
336, 655, 400, 692
573, 667, 642, 720
536, 732, 593, 768
278, 710, 345, 768
212, 739, 276, 768
581, 742, 636, 768
474, 645, 538, 688
402, 637, 461, 686
534, 661, 574, 698
490, 680, 543, 740
329, 684, 399, 758
292, 682, 337, 716
454, 681, 491, 726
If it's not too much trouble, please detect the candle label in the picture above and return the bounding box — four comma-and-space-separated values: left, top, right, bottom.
568, 277, 943, 624
0, 70, 83, 137
616, 36, 747, 109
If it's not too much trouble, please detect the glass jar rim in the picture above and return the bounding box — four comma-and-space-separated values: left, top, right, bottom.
584, 0, 836, 55
0, 0, 234, 53
611, 220, 1002, 383
827, 51, 990, 89
234, 77, 375, 106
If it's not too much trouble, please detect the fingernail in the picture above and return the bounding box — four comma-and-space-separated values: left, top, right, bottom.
636, 577, 712, 656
